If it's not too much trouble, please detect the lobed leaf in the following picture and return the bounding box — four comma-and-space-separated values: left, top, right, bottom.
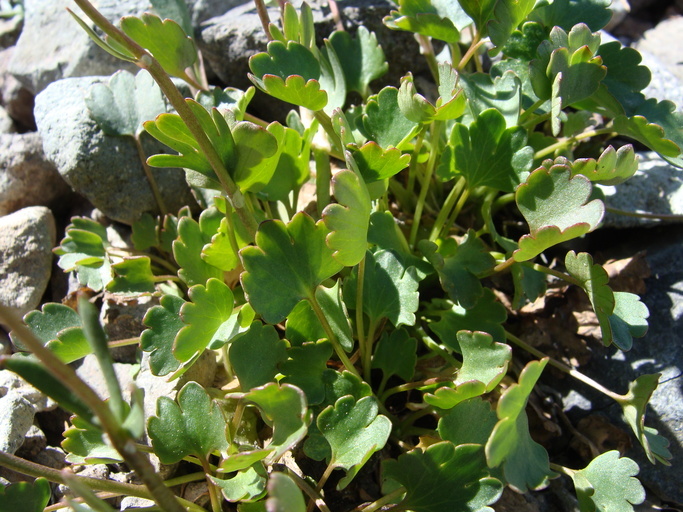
514, 165, 604, 261
570, 145, 638, 185
529, 0, 612, 32
459, 71, 523, 128
140, 294, 184, 376
62, 415, 122, 464
279, 340, 333, 406
360, 86, 420, 149
210, 465, 267, 503
0, 478, 51, 512
266, 472, 306, 512
383, 0, 467, 43
383, 442, 503, 512
230, 322, 288, 391
456, 331, 511, 391
54, 217, 112, 291
486, 358, 556, 491
349, 142, 411, 183
424, 380, 488, 409
107, 256, 156, 295
329, 26, 388, 98
372, 328, 417, 382
438, 398, 498, 446
487, 0, 537, 50
173, 209, 224, 286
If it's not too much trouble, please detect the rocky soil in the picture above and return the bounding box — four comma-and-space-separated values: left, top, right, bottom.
0, 0, 682, 510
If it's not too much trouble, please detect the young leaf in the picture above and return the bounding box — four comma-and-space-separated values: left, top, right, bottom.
372, 328, 417, 382
619, 373, 671, 464
383, 442, 503, 512
107, 256, 156, 295
529, 0, 612, 32
459, 71, 522, 128
240, 212, 344, 324
514, 165, 604, 261
280, 340, 333, 406
317, 395, 392, 489
486, 358, 556, 491
242, 383, 309, 462
440, 109, 533, 192
424, 380, 489, 409
147, 381, 229, 464
86, 70, 166, 137
230, 322, 288, 391
428, 290, 508, 348
140, 294, 184, 376
383, 0, 467, 43
420, 233, 496, 309
348, 142, 411, 183
322, 169, 371, 267
173, 211, 224, 286
438, 398, 498, 446
0, 478, 51, 512
249, 41, 327, 111
120, 13, 198, 84
54, 217, 112, 291
570, 145, 638, 185
360, 86, 420, 149
322, 369, 373, 407
398, 71, 466, 123
487, 0, 537, 50
210, 465, 267, 503
456, 331, 511, 391
173, 278, 235, 362
343, 249, 420, 329
196, 86, 255, 122
266, 472, 306, 512
570, 451, 645, 512
62, 415, 122, 464
329, 26, 388, 98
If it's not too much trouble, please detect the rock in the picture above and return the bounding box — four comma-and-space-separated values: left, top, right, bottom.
0, 11, 22, 49
0, 48, 36, 131
0, 392, 35, 454
187, 0, 244, 27
598, 152, 683, 229
561, 225, 683, 505
102, 295, 159, 363
7, 0, 146, 94
0, 369, 53, 412
0, 132, 71, 215
75, 354, 136, 404
34, 76, 197, 225
121, 497, 156, 510
637, 50, 683, 112
0, 206, 56, 317
197, 0, 428, 120
0, 105, 13, 134
15, 424, 47, 458
634, 16, 683, 87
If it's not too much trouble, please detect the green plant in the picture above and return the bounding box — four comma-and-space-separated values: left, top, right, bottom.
1, 0, 680, 510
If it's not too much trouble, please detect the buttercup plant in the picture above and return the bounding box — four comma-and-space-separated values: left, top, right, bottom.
0, 0, 680, 510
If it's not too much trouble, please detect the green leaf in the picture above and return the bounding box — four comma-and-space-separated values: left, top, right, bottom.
242, 383, 309, 462
349, 142, 411, 183
249, 41, 327, 111
398, 71, 466, 123
487, 0, 537, 49
372, 328, 417, 382
140, 294, 184, 376
571, 145, 638, 185
619, 373, 671, 464
360, 86, 420, 149
86, 70, 166, 137
0, 478, 51, 512
232, 121, 281, 193
608, 292, 649, 351
456, 331, 511, 390
598, 41, 651, 111
266, 472, 306, 512
529, 0, 612, 32
173, 211, 223, 286
329, 26, 388, 98
280, 340, 333, 406
62, 415, 122, 464
230, 322, 288, 391
438, 398, 498, 446
420, 233, 496, 309
322, 169, 371, 266
459, 71, 523, 128
486, 358, 556, 491
121, 13, 198, 82
316, 281, 354, 352
428, 290, 508, 348
150, 0, 193, 36
210, 465, 267, 503
441, 109, 533, 191
424, 380, 489, 409
344, 249, 420, 328
219, 449, 272, 474
570, 451, 645, 512
285, 300, 327, 347
107, 256, 156, 295
196, 86, 255, 122
383, 0, 467, 43
384, 443, 503, 512
317, 395, 391, 489
514, 165, 604, 261
11, 303, 90, 364
131, 213, 159, 251
148, 381, 229, 464
174, 278, 235, 362
54, 217, 112, 291
240, 212, 344, 324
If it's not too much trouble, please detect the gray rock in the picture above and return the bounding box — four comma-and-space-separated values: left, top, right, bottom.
598, 152, 683, 229
0, 105, 13, 134
197, 0, 428, 119
0, 11, 22, 49
15, 424, 47, 458
7, 0, 146, 94
0, 392, 35, 454
634, 17, 683, 87
75, 354, 136, 404
121, 497, 156, 510
0, 48, 35, 131
0, 369, 53, 412
34, 76, 197, 225
638, 50, 683, 113
0, 206, 56, 317
0, 132, 70, 216
187, 0, 245, 27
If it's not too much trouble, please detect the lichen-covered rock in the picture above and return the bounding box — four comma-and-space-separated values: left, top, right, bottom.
34, 76, 197, 225
0, 132, 70, 215
0, 206, 56, 317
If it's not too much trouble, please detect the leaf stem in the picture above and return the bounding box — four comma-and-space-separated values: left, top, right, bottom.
522, 261, 582, 287
429, 177, 466, 241
416, 34, 439, 82
534, 127, 616, 160
314, 147, 332, 217
134, 135, 167, 216
272, 466, 331, 512
363, 318, 379, 383
355, 487, 406, 512
253, 0, 273, 40
410, 122, 442, 248
606, 206, 683, 222
456, 35, 485, 72
504, 330, 620, 401
309, 293, 361, 378
356, 256, 368, 379
200, 457, 223, 512
518, 98, 548, 126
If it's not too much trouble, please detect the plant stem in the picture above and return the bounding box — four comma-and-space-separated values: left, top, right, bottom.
606, 206, 683, 222
416, 34, 439, 81
108, 337, 140, 349
253, 0, 273, 39
410, 122, 442, 248
534, 127, 615, 160
456, 35, 485, 71
363, 318, 379, 383
442, 187, 470, 236
356, 256, 368, 379
518, 98, 548, 125
309, 294, 360, 378
504, 330, 620, 400
328, 0, 344, 31
406, 129, 426, 199
429, 177, 466, 241
273, 466, 331, 512
200, 457, 223, 512
134, 135, 167, 216
523, 261, 582, 287
314, 147, 332, 217
355, 487, 406, 512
